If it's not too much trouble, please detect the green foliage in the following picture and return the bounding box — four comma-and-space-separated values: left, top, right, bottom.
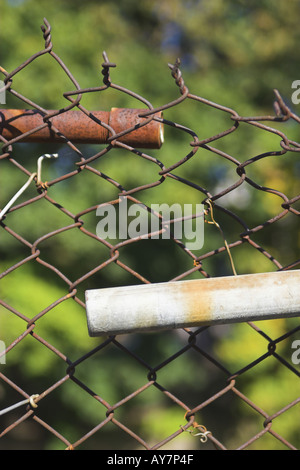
1, 0, 299, 450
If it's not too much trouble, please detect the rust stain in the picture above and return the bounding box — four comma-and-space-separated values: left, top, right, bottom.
109, 108, 163, 148
173, 271, 299, 327
179, 280, 214, 326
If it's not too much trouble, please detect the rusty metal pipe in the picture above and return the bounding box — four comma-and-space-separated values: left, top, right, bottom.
85, 270, 300, 336
0, 108, 164, 148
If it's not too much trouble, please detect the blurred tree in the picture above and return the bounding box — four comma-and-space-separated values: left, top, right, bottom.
0, 0, 299, 450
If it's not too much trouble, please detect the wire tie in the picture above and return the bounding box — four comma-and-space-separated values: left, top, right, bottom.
0, 172, 37, 221
0, 153, 58, 220
181, 411, 211, 443
0, 394, 39, 416
29, 394, 39, 409
180, 422, 211, 443
192, 429, 212, 443
36, 153, 58, 185
204, 198, 237, 276
66, 444, 74, 450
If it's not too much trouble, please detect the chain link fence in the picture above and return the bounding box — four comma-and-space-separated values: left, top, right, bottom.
0, 18, 299, 450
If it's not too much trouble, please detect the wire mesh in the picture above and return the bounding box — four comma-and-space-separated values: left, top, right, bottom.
0, 18, 299, 450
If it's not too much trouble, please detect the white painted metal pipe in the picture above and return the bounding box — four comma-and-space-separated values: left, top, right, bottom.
85, 270, 300, 336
